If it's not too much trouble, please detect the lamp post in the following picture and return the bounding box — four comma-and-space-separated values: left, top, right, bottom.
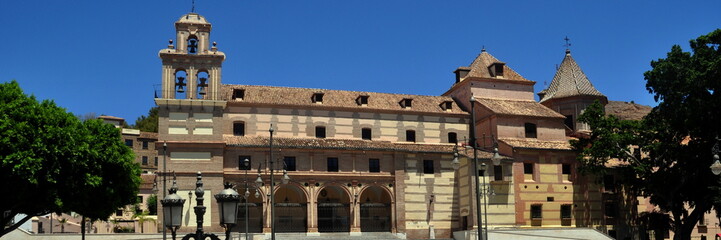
469, 96, 484, 240
711, 138, 721, 175
163, 142, 168, 240
214, 183, 241, 240
160, 173, 185, 240
241, 158, 253, 240
253, 124, 291, 240
179, 172, 221, 240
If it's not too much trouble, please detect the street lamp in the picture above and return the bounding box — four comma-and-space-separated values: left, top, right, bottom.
240, 158, 254, 240
711, 138, 721, 175
469, 96, 484, 240
214, 183, 240, 240
253, 124, 291, 240
160, 173, 185, 240
451, 144, 460, 170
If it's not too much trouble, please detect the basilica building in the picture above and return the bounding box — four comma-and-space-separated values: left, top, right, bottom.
156, 12, 631, 239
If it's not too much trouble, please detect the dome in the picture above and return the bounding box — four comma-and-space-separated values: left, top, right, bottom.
176, 13, 209, 25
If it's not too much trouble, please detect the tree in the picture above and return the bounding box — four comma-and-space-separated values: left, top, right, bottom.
58, 218, 67, 233
132, 210, 156, 233
147, 194, 158, 215
0, 80, 141, 237
133, 107, 158, 132
573, 29, 721, 240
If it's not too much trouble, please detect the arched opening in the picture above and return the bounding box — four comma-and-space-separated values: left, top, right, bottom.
187, 35, 199, 54
233, 185, 264, 233
196, 70, 209, 99
274, 185, 307, 232
317, 185, 351, 232
360, 186, 392, 232
174, 69, 187, 99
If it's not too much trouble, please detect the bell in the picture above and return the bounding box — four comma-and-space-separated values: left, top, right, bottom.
176, 76, 186, 93
199, 87, 206, 95
177, 85, 185, 93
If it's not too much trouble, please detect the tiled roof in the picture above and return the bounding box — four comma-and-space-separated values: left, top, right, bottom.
464, 50, 531, 82
605, 101, 652, 121
474, 98, 565, 118
98, 115, 124, 121
224, 135, 499, 158
539, 51, 606, 103
222, 85, 467, 115
139, 132, 158, 139
139, 174, 156, 190
499, 138, 572, 150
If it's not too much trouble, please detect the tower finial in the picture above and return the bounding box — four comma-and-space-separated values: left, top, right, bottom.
481, 45, 486, 53
564, 36, 571, 54
191, 0, 195, 13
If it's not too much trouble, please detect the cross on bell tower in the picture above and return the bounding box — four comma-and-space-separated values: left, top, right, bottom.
158, 13, 225, 100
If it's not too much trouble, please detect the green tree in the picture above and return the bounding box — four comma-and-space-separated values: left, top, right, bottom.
573, 29, 721, 240
133, 107, 158, 132
0, 80, 141, 237
147, 194, 158, 215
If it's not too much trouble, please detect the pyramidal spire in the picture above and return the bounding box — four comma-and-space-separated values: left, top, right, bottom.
539, 49, 605, 103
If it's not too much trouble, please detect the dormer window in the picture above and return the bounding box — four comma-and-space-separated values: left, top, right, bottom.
400, 98, 413, 108
356, 95, 369, 105
232, 89, 245, 100
440, 101, 453, 111
489, 62, 505, 77
312, 93, 324, 103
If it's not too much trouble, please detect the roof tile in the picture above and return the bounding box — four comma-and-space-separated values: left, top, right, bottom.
540, 51, 606, 102
475, 98, 565, 118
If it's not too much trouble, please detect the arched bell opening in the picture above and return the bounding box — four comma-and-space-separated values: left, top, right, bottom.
174, 69, 188, 99
317, 185, 351, 232
274, 185, 308, 232
233, 185, 264, 233
187, 35, 199, 54
359, 186, 392, 232
196, 70, 210, 99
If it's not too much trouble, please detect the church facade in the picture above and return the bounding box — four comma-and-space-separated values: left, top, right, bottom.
155, 13, 625, 239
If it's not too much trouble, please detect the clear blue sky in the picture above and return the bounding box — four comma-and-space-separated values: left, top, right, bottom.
2, 1, 720, 125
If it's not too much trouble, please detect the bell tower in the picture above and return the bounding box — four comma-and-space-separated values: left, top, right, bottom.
158, 13, 225, 100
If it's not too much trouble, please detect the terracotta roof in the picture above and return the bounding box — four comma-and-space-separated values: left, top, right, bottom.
464, 50, 531, 82
224, 135, 498, 158
98, 115, 125, 121
605, 101, 652, 121
222, 85, 467, 115
474, 98, 565, 118
540, 50, 606, 103
499, 138, 572, 150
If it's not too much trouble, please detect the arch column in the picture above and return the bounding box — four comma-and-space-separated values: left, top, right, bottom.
350, 192, 361, 234
307, 186, 318, 234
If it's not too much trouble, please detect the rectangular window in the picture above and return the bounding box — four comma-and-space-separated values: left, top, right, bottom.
232, 89, 245, 100
142, 141, 148, 149
125, 139, 133, 147
524, 163, 534, 174
316, 126, 326, 138
448, 132, 458, 144
493, 165, 503, 181
561, 204, 572, 219
233, 122, 245, 136
312, 93, 324, 103
362, 128, 372, 140
357, 95, 369, 105
605, 202, 618, 218
369, 159, 380, 172
604, 174, 615, 192
154, 157, 158, 166
239, 156, 251, 170
531, 204, 542, 219
327, 158, 339, 172
142, 156, 148, 165
562, 164, 571, 174
284, 157, 296, 171
406, 130, 416, 142
564, 115, 574, 131
524, 123, 537, 138
423, 160, 434, 174
116, 209, 123, 216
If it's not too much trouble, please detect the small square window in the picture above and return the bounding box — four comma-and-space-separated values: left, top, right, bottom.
284, 157, 296, 171
524, 163, 534, 174
239, 156, 251, 170
357, 95, 369, 105
400, 98, 413, 108
440, 101, 453, 111
142, 156, 148, 165
233, 89, 245, 100
531, 204, 542, 219
406, 130, 416, 142
369, 159, 380, 172
448, 132, 457, 144
142, 141, 149, 150
562, 164, 571, 175
125, 139, 133, 147
327, 158, 339, 172
312, 93, 324, 103
524, 123, 537, 138
493, 165, 503, 181
315, 126, 326, 138
362, 128, 372, 140
233, 122, 245, 136
423, 160, 434, 174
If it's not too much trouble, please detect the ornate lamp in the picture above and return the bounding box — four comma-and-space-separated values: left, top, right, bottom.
160, 174, 185, 240
711, 139, 721, 175
214, 182, 241, 240
451, 144, 460, 170
491, 147, 502, 166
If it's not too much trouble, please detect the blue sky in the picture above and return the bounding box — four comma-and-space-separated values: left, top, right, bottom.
2, 1, 720, 125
